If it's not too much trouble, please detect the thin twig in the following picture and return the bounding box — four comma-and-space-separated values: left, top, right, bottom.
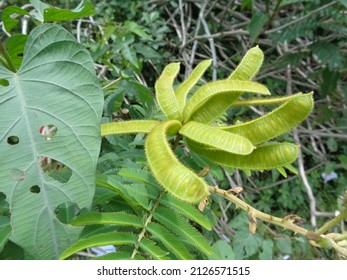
283, 41, 317, 228
198, 1, 218, 81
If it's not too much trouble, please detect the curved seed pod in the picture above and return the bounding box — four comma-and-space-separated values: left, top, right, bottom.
221, 93, 314, 145
187, 139, 299, 170
145, 120, 209, 204
155, 62, 183, 121
228, 45, 264, 80
175, 59, 212, 112
187, 46, 264, 124
179, 121, 254, 155
230, 93, 303, 108
183, 80, 270, 123
101, 120, 160, 136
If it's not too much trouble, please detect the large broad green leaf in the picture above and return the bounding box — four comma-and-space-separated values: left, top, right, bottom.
0, 24, 103, 259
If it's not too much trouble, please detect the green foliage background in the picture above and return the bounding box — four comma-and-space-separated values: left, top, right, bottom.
0, 0, 346, 260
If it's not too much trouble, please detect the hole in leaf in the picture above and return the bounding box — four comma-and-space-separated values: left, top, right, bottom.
39, 125, 57, 141
0, 192, 9, 215
7, 136, 19, 145
0, 79, 9, 87
39, 157, 72, 183
0, 192, 6, 200
16, 53, 23, 58
30, 185, 40, 194
54, 202, 80, 224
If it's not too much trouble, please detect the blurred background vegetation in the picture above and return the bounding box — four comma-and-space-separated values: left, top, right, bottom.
1, 0, 346, 259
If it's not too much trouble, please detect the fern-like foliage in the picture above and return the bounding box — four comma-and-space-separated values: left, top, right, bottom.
60, 161, 214, 260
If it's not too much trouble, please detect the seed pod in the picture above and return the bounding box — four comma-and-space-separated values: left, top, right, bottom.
221, 93, 314, 145
175, 59, 212, 112
155, 63, 182, 121
187, 139, 298, 170
145, 120, 209, 204
184, 80, 270, 123
101, 120, 159, 136
180, 121, 254, 155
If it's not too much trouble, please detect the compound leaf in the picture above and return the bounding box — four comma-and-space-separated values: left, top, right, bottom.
59, 232, 136, 260
71, 212, 143, 228
139, 238, 170, 260
147, 222, 193, 260
160, 194, 212, 230
153, 207, 213, 256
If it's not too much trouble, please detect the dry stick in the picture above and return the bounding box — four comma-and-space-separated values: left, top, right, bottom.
283, 41, 318, 228
198, 0, 218, 81
296, 129, 347, 140
223, 169, 237, 188
189, 2, 205, 69
294, 113, 317, 228
165, 7, 182, 43
21, 15, 30, 35
77, 19, 82, 43
177, 0, 191, 77
306, 119, 325, 158
209, 186, 309, 236
178, 0, 187, 49
185, 30, 249, 46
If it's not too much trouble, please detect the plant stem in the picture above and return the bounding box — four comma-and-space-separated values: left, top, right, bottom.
130, 191, 166, 259
316, 208, 347, 235
0, 42, 17, 72
267, 0, 283, 28
334, 233, 347, 242
102, 77, 122, 90
0, 55, 9, 69
209, 185, 311, 236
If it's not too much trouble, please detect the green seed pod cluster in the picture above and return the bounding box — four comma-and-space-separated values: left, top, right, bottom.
101, 46, 314, 204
